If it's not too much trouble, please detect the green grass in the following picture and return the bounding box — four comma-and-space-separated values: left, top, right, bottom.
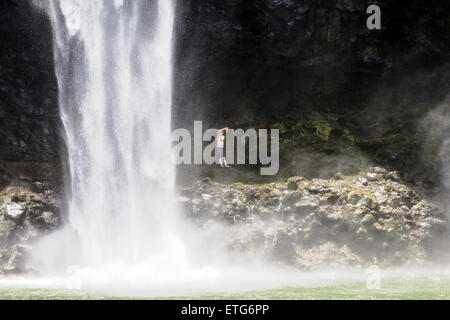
1, 277, 450, 300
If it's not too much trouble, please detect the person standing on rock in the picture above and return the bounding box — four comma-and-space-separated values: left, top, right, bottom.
216, 127, 230, 167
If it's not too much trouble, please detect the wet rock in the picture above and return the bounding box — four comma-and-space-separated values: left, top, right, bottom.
0, 184, 62, 274
273, 182, 288, 190
366, 172, 382, 181
293, 200, 318, 215
410, 201, 443, 218
347, 191, 362, 204
201, 193, 212, 200
3, 203, 25, 220
353, 207, 370, 218
41, 211, 59, 227
284, 190, 302, 205
178, 169, 446, 270
273, 231, 296, 262
372, 222, 383, 231
361, 214, 376, 226
245, 188, 257, 199
387, 171, 401, 181
306, 180, 327, 193
369, 167, 388, 175
387, 193, 404, 207
356, 226, 368, 237
325, 193, 339, 205
0, 220, 16, 239
287, 176, 303, 190
334, 172, 343, 180
358, 177, 368, 186
319, 210, 345, 226
31, 182, 44, 192
357, 195, 378, 210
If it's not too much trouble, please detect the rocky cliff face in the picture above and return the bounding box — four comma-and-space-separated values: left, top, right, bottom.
0, 2, 65, 275
179, 167, 448, 269
0, 1, 61, 163
174, 0, 450, 181
174, 0, 450, 123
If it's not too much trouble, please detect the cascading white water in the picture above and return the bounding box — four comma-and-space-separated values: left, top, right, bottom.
30, 0, 192, 282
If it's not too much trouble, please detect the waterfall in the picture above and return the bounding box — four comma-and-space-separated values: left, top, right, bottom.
24, 0, 306, 294
32, 0, 189, 281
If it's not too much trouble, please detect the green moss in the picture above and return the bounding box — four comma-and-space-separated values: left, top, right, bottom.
349, 188, 376, 202
258, 100, 441, 179
343, 128, 355, 145
312, 115, 333, 141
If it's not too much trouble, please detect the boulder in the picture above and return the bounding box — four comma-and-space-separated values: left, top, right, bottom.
366, 172, 382, 181
357, 195, 378, 210
387, 171, 401, 181
284, 190, 302, 205
0, 185, 62, 275
347, 191, 362, 204
361, 214, 376, 226
293, 200, 318, 215
358, 177, 368, 186
4, 203, 25, 220
287, 176, 303, 190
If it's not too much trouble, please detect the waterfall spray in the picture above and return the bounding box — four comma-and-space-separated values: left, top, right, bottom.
29, 0, 193, 284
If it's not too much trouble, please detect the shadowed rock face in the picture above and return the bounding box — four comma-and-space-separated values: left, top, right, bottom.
174, 0, 450, 126
172, 0, 450, 186
0, 1, 61, 163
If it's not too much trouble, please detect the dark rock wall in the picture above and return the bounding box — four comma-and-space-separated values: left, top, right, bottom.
174, 0, 450, 126
0, 1, 60, 163
173, 0, 450, 181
